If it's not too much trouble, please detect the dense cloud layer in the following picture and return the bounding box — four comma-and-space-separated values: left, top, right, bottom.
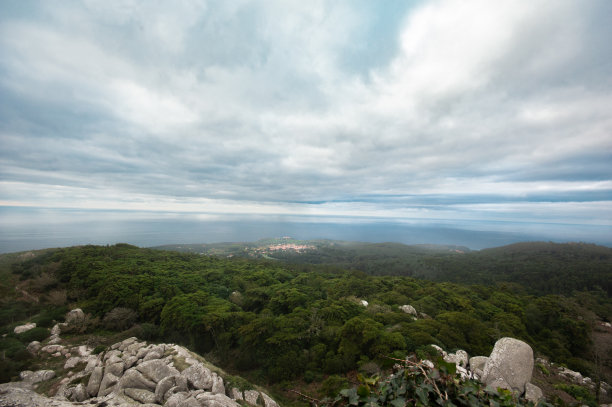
1, 0, 611, 225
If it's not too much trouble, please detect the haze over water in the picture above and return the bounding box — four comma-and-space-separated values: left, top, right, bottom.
1, 207, 610, 254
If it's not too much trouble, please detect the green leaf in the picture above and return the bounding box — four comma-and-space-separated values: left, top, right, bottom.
357, 385, 370, 398
390, 397, 405, 407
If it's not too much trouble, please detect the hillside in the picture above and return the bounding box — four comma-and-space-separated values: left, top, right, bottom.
154, 239, 612, 296
1, 244, 611, 406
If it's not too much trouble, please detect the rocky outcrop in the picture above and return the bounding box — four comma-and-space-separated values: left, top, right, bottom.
19, 370, 55, 383
13, 322, 36, 334
399, 304, 417, 317
1, 312, 281, 407
428, 338, 544, 402
481, 337, 533, 393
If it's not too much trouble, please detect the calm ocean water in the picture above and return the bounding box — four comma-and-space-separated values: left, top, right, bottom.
1, 207, 611, 253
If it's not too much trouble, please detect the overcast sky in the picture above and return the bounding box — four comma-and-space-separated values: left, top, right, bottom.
1, 0, 611, 228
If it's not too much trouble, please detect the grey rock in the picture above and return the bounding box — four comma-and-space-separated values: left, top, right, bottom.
487, 377, 511, 391
41, 344, 64, 354
244, 390, 261, 405
19, 370, 55, 383
181, 362, 214, 390
48, 335, 62, 345
127, 341, 146, 355
64, 356, 81, 370
98, 372, 120, 397
14, 322, 36, 334
399, 304, 417, 316
72, 383, 88, 402
429, 344, 447, 357
124, 355, 139, 369
105, 361, 125, 377
231, 388, 244, 400
143, 350, 163, 361
469, 356, 489, 372
51, 323, 62, 336
104, 349, 122, 362
136, 359, 179, 383
260, 392, 279, 407
65, 308, 85, 325
117, 336, 138, 351
107, 354, 123, 365
524, 382, 543, 402
164, 392, 190, 407
196, 392, 241, 407
444, 350, 468, 367
84, 355, 101, 373
156, 375, 176, 404
211, 372, 225, 394
117, 368, 157, 391
124, 387, 157, 404
87, 366, 104, 396
26, 341, 41, 355
137, 346, 151, 359
482, 337, 534, 394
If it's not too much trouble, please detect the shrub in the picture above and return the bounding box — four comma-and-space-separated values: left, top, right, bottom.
103, 307, 138, 331
320, 375, 350, 398
92, 345, 106, 355
16, 327, 49, 343
322, 358, 551, 407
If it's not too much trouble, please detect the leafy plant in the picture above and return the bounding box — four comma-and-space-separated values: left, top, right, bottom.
320, 357, 552, 407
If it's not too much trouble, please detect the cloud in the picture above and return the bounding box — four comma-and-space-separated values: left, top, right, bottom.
0, 0, 611, 228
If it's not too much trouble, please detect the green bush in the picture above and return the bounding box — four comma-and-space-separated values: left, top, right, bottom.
16, 327, 49, 343
92, 345, 106, 355
323, 358, 551, 407
554, 384, 596, 407
320, 375, 349, 397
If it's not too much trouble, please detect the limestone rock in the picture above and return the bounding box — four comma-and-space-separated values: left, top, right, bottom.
105, 361, 125, 377
231, 388, 244, 400
51, 323, 62, 336
399, 304, 417, 316
124, 387, 157, 404
244, 389, 261, 405
19, 370, 55, 383
65, 308, 85, 325
211, 372, 225, 394
469, 356, 489, 372
524, 382, 543, 402
26, 341, 41, 355
117, 368, 156, 391
444, 350, 468, 367
87, 366, 104, 397
260, 392, 279, 407
124, 355, 138, 369
429, 344, 447, 357
165, 392, 199, 407
155, 375, 188, 404
48, 335, 62, 345
64, 356, 81, 370
41, 344, 64, 354
14, 322, 36, 334
117, 336, 138, 351
97, 372, 120, 397
196, 392, 241, 407
136, 358, 179, 383
182, 362, 214, 390
72, 383, 88, 402
482, 337, 533, 394
360, 300, 368, 307
143, 350, 163, 361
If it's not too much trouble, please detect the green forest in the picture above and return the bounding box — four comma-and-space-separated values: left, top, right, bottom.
1, 243, 611, 405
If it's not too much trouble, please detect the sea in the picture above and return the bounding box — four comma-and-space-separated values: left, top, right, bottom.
1, 206, 611, 253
